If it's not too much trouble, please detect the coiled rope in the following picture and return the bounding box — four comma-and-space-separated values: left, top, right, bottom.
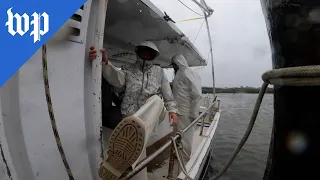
208, 65, 320, 180
42, 44, 75, 180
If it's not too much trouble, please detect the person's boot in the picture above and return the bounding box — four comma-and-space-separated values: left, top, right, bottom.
99, 116, 146, 180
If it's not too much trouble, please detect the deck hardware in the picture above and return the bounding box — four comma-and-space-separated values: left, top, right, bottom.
163, 12, 176, 23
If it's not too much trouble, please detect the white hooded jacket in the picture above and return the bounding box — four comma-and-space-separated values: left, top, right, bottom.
172, 54, 202, 119
102, 41, 178, 117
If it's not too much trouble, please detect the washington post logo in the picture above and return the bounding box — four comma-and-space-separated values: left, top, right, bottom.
5, 8, 49, 43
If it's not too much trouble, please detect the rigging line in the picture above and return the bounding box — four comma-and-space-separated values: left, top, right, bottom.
195, 51, 210, 71
193, 19, 205, 44
200, 51, 210, 68
176, 17, 204, 23
177, 0, 204, 16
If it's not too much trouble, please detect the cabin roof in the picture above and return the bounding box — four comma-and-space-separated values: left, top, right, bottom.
103, 0, 207, 68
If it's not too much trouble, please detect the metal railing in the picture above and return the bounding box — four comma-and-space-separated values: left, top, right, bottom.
200, 99, 219, 136
121, 98, 219, 180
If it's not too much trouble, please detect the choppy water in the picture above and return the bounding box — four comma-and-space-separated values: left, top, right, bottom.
204, 93, 274, 180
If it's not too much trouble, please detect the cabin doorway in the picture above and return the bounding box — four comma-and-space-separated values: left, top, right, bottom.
101, 77, 123, 130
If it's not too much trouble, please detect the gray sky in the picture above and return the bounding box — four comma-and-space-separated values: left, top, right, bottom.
150, 0, 272, 88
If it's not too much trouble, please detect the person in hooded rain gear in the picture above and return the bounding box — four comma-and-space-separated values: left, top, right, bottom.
171, 54, 202, 158
89, 41, 178, 180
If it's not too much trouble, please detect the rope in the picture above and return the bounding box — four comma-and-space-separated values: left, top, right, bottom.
176, 17, 204, 23
194, 51, 210, 72
193, 19, 205, 44
208, 65, 320, 180
170, 137, 194, 180
42, 44, 75, 180
262, 65, 320, 86
177, 0, 204, 16
42, 44, 104, 179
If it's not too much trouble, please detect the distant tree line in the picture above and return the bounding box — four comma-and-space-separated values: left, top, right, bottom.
169, 83, 273, 94
202, 86, 274, 94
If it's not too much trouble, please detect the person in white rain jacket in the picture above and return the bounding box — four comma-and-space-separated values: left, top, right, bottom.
89, 41, 178, 180
171, 54, 202, 157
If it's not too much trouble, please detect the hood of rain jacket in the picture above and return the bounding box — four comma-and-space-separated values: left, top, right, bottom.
172, 54, 202, 118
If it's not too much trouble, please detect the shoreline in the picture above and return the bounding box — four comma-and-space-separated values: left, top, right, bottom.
202, 87, 274, 94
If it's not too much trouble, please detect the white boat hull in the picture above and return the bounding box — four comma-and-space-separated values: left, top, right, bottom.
0, 0, 219, 179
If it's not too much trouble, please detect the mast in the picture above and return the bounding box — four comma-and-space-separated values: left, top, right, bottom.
204, 13, 216, 96
190, 0, 216, 96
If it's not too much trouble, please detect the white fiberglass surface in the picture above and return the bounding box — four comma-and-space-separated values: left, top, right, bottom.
17, 43, 94, 180
103, 0, 207, 68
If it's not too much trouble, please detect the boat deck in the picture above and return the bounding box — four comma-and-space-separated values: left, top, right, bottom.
101, 97, 220, 180
146, 113, 220, 180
